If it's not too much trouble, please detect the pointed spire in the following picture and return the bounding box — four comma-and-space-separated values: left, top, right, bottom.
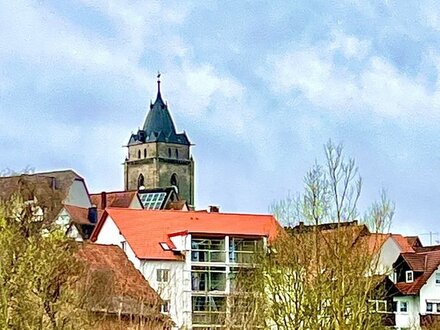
155, 71, 163, 103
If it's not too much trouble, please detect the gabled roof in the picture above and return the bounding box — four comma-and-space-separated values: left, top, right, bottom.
0, 170, 87, 221
0, 169, 82, 201
406, 236, 423, 249
90, 191, 138, 209
361, 233, 414, 254
64, 205, 95, 240
77, 243, 163, 316
394, 249, 440, 295
64, 205, 92, 225
91, 208, 281, 261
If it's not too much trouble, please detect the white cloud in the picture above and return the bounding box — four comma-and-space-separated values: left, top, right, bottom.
265, 34, 440, 119
329, 30, 371, 59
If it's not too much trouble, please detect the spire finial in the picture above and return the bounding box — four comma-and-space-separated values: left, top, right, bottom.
157, 71, 161, 94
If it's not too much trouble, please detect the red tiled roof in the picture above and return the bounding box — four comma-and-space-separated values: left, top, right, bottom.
90, 191, 138, 209
77, 243, 160, 303
395, 249, 440, 295
363, 233, 414, 254
64, 205, 91, 225
91, 208, 281, 260
363, 233, 389, 254
406, 236, 423, 249
392, 235, 415, 253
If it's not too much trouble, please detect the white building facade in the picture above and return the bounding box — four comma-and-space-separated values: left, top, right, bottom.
91, 208, 279, 329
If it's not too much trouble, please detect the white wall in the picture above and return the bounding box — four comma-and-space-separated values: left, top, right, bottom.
140, 260, 189, 329
64, 179, 91, 208
376, 237, 402, 276
394, 296, 420, 329
420, 266, 440, 314
55, 208, 82, 241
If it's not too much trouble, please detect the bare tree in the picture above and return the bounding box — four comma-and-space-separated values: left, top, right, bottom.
230, 141, 395, 330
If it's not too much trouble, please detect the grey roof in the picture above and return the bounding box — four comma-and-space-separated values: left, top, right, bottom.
128, 80, 190, 146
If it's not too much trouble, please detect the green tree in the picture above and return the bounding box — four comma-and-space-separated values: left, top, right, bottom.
0, 179, 90, 330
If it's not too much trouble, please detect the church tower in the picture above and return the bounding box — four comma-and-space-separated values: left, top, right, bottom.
124, 75, 195, 206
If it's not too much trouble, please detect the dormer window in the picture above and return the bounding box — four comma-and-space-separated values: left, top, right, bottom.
406, 270, 414, 283
436, 273, 440, 285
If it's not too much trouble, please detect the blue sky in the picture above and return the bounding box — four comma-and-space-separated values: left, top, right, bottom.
1, 0, 440, 240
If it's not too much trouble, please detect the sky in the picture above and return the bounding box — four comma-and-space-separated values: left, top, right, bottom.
1, 0, 440, 241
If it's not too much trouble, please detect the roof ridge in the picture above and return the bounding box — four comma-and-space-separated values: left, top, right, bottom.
90, 190, 137, 195
106, 207, 274, 217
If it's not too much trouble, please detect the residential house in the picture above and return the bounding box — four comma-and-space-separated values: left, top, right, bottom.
391, 245, 440, 329
90, 208, 280, 329
0, 170, 96, 240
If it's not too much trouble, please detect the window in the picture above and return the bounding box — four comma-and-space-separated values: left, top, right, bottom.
191, 266, 226, 292
161, 300, 170, 313
137, 174, 145, 189
170, 173, 178, 187
436, 273, 440, 285
229, 237, 263, 263
191, 238, 226, 262
144, 148, 147, 158
159, 242, 171, 251
175, 148, 179, 159
427, 302, 433, 313
368, 300, 388, 313
138, 150, 141, 159
406, 270, 414, 283
168, 148, 171, 158
389, 271, 397, 283
400, 301, 408, 313
139, 192, 167, 209
121, 241, 126, 252
157, 269, 170, 282
192, 296, 226, 326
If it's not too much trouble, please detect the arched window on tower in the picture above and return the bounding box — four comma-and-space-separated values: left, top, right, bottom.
138, 150, 141, 159
144, 148, 147, 158
168, 148, 171, 158
170, 173, 178, 188
137, 174, 145, 189
175, 148, 179, 159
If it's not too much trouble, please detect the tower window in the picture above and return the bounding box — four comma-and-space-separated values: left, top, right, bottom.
144, 148, 147, 158
137, 174, 145, 189
168, 148, 171, 158
175, 148, 179, 159
138, 150, 141, 159
170, 173, 178, 187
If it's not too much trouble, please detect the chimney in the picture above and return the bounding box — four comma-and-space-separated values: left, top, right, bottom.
209, 205, 219, 213
88, 206, 98, 224
101, 191, 107, 210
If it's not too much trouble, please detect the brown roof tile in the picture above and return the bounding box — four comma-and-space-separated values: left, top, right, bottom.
395, 249, 440, 295
90, 191, 137, 209
64, 205, 91, 225
77, 243, 161, 305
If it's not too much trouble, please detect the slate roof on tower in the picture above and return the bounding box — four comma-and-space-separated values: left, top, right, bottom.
128, 76, 190, 146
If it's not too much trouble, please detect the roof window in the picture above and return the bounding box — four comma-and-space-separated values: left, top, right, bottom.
406, 270, 414, 283
159, 242, 171, 251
